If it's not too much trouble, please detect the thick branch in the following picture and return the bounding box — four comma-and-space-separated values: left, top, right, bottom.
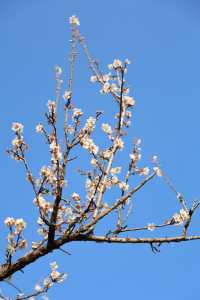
1, 229, 200, 281
75, 234, 200, 244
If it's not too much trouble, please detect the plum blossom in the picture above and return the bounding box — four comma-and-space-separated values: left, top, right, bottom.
4, 217, 15, 227
36, 124, 44, 133
69, 15, 80, 26
12, 122, 24, 133
147, 223, 156, 231
101, 123, 112, 136
119, 181, 129, 191
123, 96, 135, 107
153, 167, 162, 177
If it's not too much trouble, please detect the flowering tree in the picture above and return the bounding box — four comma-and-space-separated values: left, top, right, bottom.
1, 15, 200, 299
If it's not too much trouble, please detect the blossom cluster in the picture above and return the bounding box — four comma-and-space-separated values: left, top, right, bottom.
4, 217, 27, 259
4, 15, 193, 300
173, 209, 190, 225
9, 122, 28, 160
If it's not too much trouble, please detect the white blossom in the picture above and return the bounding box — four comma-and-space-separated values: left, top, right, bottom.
71, 193, 80, 201
90, 75, 97, 82
36, 124, 43, 133
47, 100, 56, 113
72, 108, 83, 118
152, 155, 158, 163
147, 223, 156, 231
129, 153, 141, 161
119, 182, 129, 191
84, 117, 96, 132
139, 167, 150, 176
12, 137, 24, 149
123, 95, 135, 107
34, 284, 42, 292
50, 141, 62, 162
80, 137, 99, 155
101, 123, 112, 136
55, 65, 62, 76
50, 261, 58, 270
115, 138, 124, 150
101, 149, 112, 160
153, 167, 162, 177
4, 217, 15, 227
125, 58, 131, 65
112, 59, 123, 69
15, 218, 26, 233
12, 122, 24, 133
101, 82, 110, 94
69, 15, 80, 26
63, 90, 72, 100
110, 167, 121, 175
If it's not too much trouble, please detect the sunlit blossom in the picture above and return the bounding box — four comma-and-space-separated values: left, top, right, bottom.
69, 15, 80, 26
12, 122, 23, 133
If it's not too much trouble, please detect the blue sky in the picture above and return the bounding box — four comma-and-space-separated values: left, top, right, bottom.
1, 1, 200, 299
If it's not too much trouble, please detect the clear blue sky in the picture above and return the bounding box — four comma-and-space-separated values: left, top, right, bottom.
1, 1, 200, 299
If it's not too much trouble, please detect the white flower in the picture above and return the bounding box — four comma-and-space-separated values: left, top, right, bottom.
35, 284, 42, 292
15, 218, 26, 233
50, 142, 62, 162
32, 241, 42, 250
110, 83, 118, 92
36, 124, 43, 133
180, 209, 189, 222
172, 209, 189, 225
139, 167, 150, 176
56, 273, 68, 283
4, 217, 15, 227
12, 122, 23, 133
119, 182, 129, 191
40, 165, 51, 178
115, 138, 124, 150
108, 63, 113, 70
123, 96, 135, 107
37, 217, 44, 225
69, 15, 80, 26
51, 270, 61, 281
101, 82, 110, 94
43, 277, 52, 288
71, 193, 80, 201
129, 153, 141, 161
72, 108, 83, 118
66, 125, 74, 134
84, 117, 96, 132
12, 137, 23, 148
101, 123, 112, 135
18, 239, 28, 249
125, 58, 131, 65
55, 65, 62, 76
173, 213, 183, 225
112, 59, 122, 69
50, 261, 58, 270
126, 111, 132, 119
153, 167, 162, 177
47, 100, 56, 113
111, 176, 119, 184
80, 137, 99, 155
134, 138, 141, 146
63, 90, 72, 100
90, 75, 97, 82
90, 158, 97, 166
101, 149, 112, 160
110, 167, 121, 175
102, 73, 111, 82
152, 155, 158, 163
147, 223, 156, 231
